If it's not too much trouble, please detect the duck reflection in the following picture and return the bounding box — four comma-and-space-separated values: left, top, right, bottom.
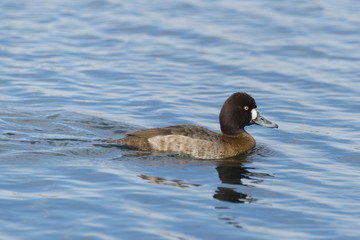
213, 155, 254, 203
134, 147, 272, 204
213, 146, 273, 203
216, 160, 253, 185
139, 174, 201, 188
214, 187, 256, 204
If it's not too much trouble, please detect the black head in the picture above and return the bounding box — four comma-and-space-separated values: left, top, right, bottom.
219, 92, 278, 135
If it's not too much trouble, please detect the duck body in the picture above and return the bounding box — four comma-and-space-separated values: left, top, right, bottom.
106, 92, 278, 159
108, 125, 256, 159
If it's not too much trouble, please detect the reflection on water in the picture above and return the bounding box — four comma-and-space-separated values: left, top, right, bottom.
214, 187, 257, 204
216, 161, 253, 185
139, 174, 201, 188
214, 152, 272, 204
129, 147, 273, 204
215, 159, 257, 204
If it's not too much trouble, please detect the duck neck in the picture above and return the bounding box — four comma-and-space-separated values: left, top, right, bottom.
221, 128, 247, 137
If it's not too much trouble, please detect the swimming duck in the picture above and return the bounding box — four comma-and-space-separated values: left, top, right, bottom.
106, 92, 278, 159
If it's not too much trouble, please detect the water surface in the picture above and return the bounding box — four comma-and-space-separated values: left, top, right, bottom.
1, 0, 360, 239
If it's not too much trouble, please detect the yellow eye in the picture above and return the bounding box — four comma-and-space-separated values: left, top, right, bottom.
244, 106, 249, 110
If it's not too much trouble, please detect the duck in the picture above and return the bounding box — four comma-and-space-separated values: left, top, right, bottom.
106, 92, 278, 159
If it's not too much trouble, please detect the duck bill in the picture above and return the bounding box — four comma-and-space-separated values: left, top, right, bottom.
251, 109, 278, 128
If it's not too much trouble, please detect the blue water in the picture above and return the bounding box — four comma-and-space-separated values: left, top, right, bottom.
1, 0, 360, 239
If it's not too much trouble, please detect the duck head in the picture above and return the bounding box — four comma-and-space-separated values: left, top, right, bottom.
219, 92, 278, 135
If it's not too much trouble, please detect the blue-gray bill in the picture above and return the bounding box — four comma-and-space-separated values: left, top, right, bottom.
252, 112, 278, 128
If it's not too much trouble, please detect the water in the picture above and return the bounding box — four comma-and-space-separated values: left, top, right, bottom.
1, 0, 360, 239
